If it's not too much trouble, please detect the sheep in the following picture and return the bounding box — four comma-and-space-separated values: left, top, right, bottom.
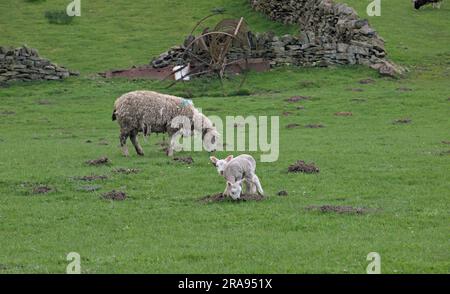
112, 90, 219, 157
413, 0, 442, 9
210, 154, 264, 200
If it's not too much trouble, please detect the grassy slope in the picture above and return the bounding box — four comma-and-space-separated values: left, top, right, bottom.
0, 0, 449, 273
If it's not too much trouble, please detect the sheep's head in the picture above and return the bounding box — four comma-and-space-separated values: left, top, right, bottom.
202, 127, 219, 152
210, 155, 233, 176
227, 180, 243, 200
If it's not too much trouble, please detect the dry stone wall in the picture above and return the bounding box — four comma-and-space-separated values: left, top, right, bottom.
249, 0, 404, 76
0, 46, 78, 83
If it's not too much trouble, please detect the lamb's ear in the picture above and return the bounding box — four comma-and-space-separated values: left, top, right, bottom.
227, 181, 232, 187
225, 155, 234, 162
210, 156, 218, 164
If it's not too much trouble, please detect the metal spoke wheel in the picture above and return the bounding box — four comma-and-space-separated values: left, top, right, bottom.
166, 15, 251, 96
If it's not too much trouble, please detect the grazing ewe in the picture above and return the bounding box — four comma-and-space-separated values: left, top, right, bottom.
413, 0, 442, 9
113, 91, 219, 156
210, 154, 264, 200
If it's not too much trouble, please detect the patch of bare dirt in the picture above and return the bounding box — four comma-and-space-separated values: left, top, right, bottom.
102, 190, 127, 201
347, 88, 364, 92
113, 168, 140, 174
335, 112, 353, 116
441, 141, 450, 145
0, 110, 15, 116
37, 99, 52, 105
286, 123, 301, 129
77, 185, 102, 192
351, 98, 367, 103
282, 111, 293, 116
173, 156, 194, 164
98, 139, 109, 146
393, 118, 412, 124
199, 193, 265, 203
305, 123, 325, 129
396, 87, 412, 92
288, 161, 320, 174
75, 175, 108, 181
305, 205, 369, 215
86, 157, 109, 166
359, 78, 375, 84
286, 96, 311, 102
277, 190, 288, 197
32, 185, 53, 194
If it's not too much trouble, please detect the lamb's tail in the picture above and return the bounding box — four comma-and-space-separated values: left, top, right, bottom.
112, 109, 117, 121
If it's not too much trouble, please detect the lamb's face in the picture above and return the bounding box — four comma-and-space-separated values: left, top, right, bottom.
227, 181, 243, 200
210, 155, 233, 176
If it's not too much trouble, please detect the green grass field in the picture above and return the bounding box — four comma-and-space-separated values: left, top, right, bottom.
0, 0, 449, 273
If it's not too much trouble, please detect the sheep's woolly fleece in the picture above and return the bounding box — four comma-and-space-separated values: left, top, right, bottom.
113, 91, 214, 136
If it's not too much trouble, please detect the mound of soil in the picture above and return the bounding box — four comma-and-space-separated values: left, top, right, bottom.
200, 193, 265, 203
305, 205, 369, 215
75, 175, 108, 181
113, 168, 140, 174
286, 123, 301, 129
86, 157, 109, 166
102, 190, 127, 201
335, 112, 353, 116
393, 118, 412, 124
173, 157, 194, 164
32, 185, 53, 194
288, 160, 320, 174
305, 124, 325, 129
277, 190, 288, 197
286, 96, 310, 102
359, 78, 375, 84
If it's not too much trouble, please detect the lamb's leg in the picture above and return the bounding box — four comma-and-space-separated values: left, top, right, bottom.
130, 130, 144, 156
120, 131, 130, 157
245, 179, 257, 194
251, 174, 264, 195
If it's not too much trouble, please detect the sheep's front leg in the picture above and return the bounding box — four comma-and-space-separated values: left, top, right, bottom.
130, 130, 144, 156
120, 131, 130, 157
166, 130, 181, 157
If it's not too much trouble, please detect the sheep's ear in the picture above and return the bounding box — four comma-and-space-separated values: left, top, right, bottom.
210, 156, 218, 164
225, 155, 234, 162
227, 181, 232, 187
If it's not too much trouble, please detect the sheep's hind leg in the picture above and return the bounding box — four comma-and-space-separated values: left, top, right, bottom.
130, 130, 144, 156
120, 131, 130, 157
251, 174, 264, 196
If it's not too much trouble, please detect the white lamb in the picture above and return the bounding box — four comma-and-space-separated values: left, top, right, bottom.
210, 154, 264, 200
